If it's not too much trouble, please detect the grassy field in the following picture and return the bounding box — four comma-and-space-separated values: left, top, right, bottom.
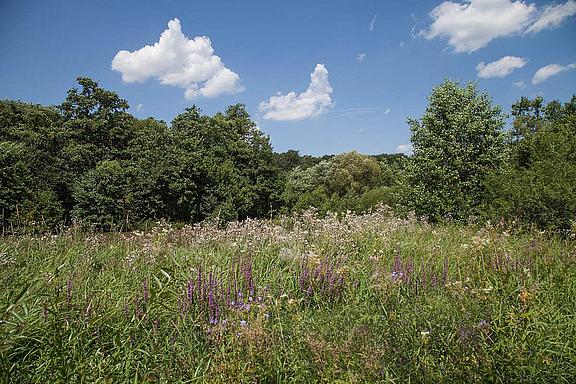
1, 208, 575, 383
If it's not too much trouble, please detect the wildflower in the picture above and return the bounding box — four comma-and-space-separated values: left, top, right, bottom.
66, 279, 73, 305
143, 279, 149, 301
239, 320, 247, 326
519, 289, 532, 304
420, 330, 430, 336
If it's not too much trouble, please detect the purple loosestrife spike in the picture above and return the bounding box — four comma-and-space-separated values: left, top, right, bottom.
135, 298, 143, 320
328, 270, 335, 294
143, 279, 149, 302
307, 285, 313, 298
197, 266, 202, 305
442, 257, 449, 286
422, 264, 427, 288
314, 264, 322, 279
248, 264, 255, 296
202, 273, 208, 309
177, 296, 185, 317
406, 259, 414, 284
208, 271, 214, 323
187, 279, 194, 304
299, 268, 308, 291
393, 252, 402, 274
66, 279, 73, 305
226, 262, 233, 306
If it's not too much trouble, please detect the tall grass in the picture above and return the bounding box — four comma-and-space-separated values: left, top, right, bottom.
1, 208, 575, 383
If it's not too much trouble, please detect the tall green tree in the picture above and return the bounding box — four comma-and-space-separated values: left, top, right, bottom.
404, 80, 506, 221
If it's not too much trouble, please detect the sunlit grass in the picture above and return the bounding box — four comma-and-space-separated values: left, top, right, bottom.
1, 209, 575, 383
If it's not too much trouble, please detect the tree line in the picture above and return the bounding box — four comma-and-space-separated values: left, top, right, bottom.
1, 77, 575, 233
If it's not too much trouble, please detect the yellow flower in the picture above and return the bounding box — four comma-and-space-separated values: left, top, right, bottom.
519, 289, 532, 304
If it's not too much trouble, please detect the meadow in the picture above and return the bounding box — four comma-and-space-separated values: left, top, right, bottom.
1, 207, 575, 383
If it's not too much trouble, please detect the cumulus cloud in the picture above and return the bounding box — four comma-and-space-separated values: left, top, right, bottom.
258, 64, 333, 121
395, 144, 413, 155
111, 18, 243, 99
421, 0, 536, 53
476, 56, 528, 78
421, 0, 576, 52
357, 53, 366, 62
526, 0, 576, 33
532, 63, 576, 84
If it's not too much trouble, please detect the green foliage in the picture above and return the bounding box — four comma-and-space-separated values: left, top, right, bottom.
71, 160, 152, 230
486, 95, 576, 232
404, 80, 506, 221
283, 151, 401, 214
1, 212, 575, 382
1, 79, 283, 231
0, 76, 573, 233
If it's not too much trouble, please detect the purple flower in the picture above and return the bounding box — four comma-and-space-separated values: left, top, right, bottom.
66, 279, 73, 305
187, 279, 194, 304
143, 279, 149, 301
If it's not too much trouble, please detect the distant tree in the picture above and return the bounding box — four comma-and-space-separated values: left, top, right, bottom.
282, 151, 397, 214
404, 80, 506, 221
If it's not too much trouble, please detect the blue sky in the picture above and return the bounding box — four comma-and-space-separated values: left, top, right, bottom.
1, 0, 575, 155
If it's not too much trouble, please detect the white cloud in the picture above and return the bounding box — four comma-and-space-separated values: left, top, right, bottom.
370, 14, 378, 31
395, 144, 413, 155
513, 80, 526, 88
258, 64, 333, 121
135, 103, 144, 112
526, 0, 576, 33
111, 18, 243, 99
421, 0, 536, 53
319, 106, 391, 120
476, 56, 528, 78
357, 53, 366, 62
532, 63, 576, 84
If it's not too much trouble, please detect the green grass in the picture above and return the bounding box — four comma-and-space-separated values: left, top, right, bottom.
1, 209, 575, 383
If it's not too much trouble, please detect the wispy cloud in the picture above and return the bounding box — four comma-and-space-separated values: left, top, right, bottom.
513, 80, 526, 89
135, 103, 144, 112
532, 63, 576, 84
370, 14, 378, 31
320, 106, 391, 120
357, 53, 366, 62
526, 0, 576, 34
476, 56, 528, 78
